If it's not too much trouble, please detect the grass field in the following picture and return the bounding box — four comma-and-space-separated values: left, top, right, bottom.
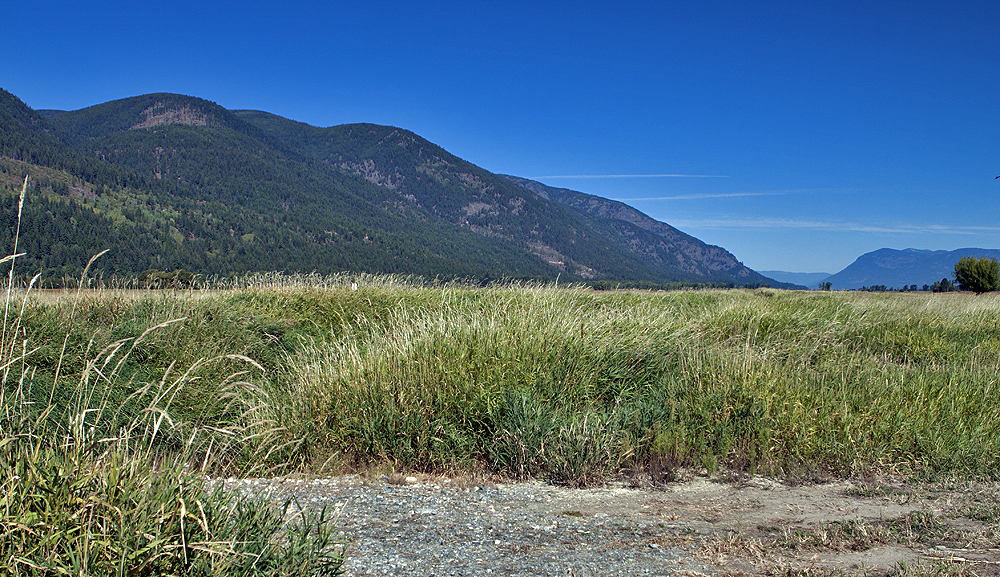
9, 278, 1000, 482
5, 156, 999, 574
5, 274, 1000, 575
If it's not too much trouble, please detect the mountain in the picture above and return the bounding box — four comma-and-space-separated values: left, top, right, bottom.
1, 88, 788, 287
231, 111, 791, 285
3, 91, 543, 280
232, 112, 665, 281
758, 271, 832, 289
824, 248, 1000, 290
498, 175, 784, 286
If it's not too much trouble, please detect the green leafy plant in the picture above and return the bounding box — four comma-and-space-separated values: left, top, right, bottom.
489, 389, 554, 480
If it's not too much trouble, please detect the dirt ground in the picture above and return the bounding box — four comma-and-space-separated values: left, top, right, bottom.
498, 473, 1000, 575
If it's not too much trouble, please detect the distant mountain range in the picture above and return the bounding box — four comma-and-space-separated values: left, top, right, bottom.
822, 248, 1000, 290
0, 88, 792, 287
758, 271, 833, 288
769, 248, 1000, 291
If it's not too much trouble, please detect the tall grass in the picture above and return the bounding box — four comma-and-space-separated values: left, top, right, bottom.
0, 177, 345, 576
267, 284, 1000, 483
9, 260, 1000, 488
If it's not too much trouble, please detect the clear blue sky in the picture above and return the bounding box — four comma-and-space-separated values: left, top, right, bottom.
3, 0, 998, 273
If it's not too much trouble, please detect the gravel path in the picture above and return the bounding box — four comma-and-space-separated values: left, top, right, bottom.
215, 475, 723, 576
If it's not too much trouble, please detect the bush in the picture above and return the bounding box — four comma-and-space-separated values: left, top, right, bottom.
954, 256, 1000, 294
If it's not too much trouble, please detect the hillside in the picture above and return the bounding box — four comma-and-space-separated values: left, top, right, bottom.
499, 175, 783, 285
3, 91, 555, 280
824, 248, 1000, 290
2, 88, 786, 286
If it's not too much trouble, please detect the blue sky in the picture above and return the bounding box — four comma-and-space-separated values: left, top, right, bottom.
3, 0, 998, 273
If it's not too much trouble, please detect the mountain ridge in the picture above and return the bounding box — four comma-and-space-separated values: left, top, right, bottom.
498, 175, 778, 283
2, 88, 792, 287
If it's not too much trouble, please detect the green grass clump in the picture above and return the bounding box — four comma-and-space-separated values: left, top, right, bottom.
1, 178, 345, 576
265, 284, 1000, 483
0, 304, 346, 576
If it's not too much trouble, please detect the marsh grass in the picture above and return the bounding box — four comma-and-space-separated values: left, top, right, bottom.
0, 177, 345, 576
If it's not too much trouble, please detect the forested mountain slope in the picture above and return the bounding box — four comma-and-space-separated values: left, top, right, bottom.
2, 91, 552, 280
1, 88, 786, 287
236, 111, 785, 285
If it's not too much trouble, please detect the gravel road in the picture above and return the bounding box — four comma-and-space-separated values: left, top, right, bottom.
213, 473, 994, 576
215, 475, 723, 576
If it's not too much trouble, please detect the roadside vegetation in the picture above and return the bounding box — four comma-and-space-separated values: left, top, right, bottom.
7, 272, 1000, 485
6, 275, 1000, 577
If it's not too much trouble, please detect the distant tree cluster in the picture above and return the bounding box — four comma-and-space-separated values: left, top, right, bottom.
588, 280, 772, 291
855, 282, 954, 292
928, 279, 958, 292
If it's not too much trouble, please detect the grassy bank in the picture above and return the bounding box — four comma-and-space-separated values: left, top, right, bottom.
5, 262, 1000, 571
0, 282, 347, 575
8, 278, 1000, 486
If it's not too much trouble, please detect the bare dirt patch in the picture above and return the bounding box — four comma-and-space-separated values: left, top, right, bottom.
490, 474, 1000, 575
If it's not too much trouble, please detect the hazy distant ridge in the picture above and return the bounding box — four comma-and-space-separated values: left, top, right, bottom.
824, 248, 1000, 290
758, 271, 832, 288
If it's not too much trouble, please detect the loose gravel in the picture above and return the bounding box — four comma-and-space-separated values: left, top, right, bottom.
212, 475, 722, 576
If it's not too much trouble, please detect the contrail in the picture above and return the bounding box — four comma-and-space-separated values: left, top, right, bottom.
669, 217, 1000, 235
534, 174, 729, 179
615, 188, 838, 201
614, 191, 788, 201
